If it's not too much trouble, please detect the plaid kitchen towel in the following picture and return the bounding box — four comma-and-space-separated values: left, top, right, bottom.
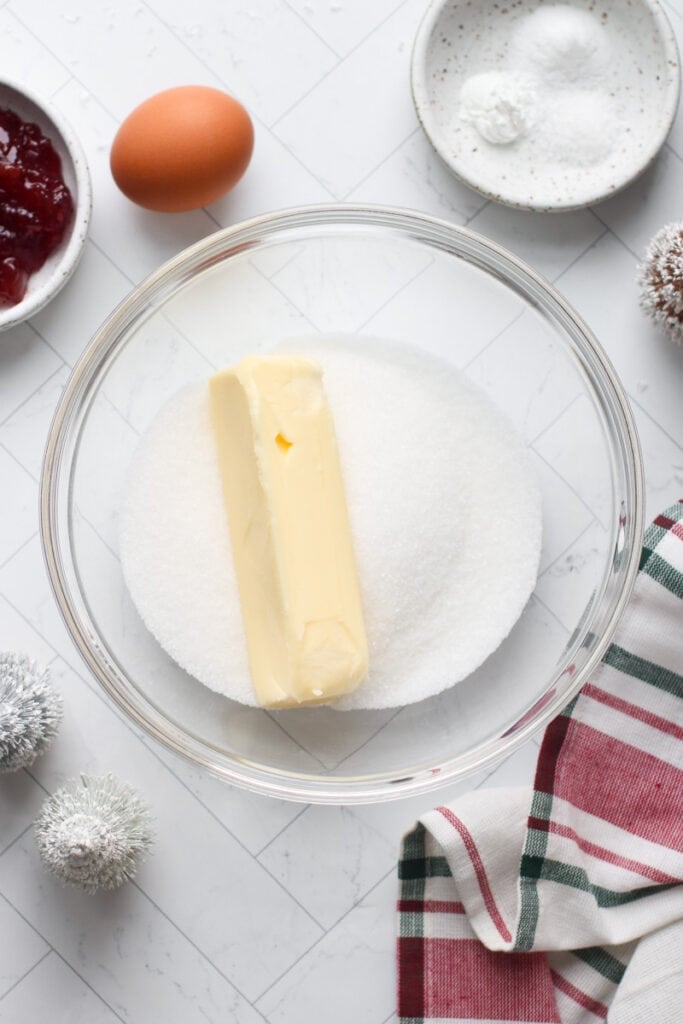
398, 500, 683, 1023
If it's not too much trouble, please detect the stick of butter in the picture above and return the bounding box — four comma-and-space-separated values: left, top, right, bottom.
209, 355, 369, 709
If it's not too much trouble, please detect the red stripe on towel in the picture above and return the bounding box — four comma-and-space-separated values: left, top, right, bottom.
437, 806, 512, 943
582, 683, 683, 740
551, 970, 609, 1019
553, 721, 683, 850
527, 817, 679, 884
421, 939, 560, 1021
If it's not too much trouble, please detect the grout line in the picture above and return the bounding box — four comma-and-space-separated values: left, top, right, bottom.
263, 710, 329, 767
0, 889, 128, 1024
88, 236, 137, 288
9, 0, 328, 213
0, 362, 67, 430
627, 393, 683, 453
25, 319, 71, 367
202, 207, 223, 231
49, 653, 328, 937
472, 752, 514, 790
94, 193, 217, 284
6, 0, 329, 251
60, 656, 156, 736
80, 515, 121, 564
0, 948, 52, 1004
251, 264, 321, 336
527, 391, 584, 448
249, 244, 305, 281
2, 10, 680, 1023
23, 766, 50, 796
548, 225, 610, 284
0, 820, 35, 862
0, 593, 61, 665
129, 880, 270, 1021
21, 764, 271, 1018
0, 530, 39, 573
537, 517, 598, 581
132, 727, 327, 930
532, 592, 573, 635
266, 0, 409, 132
280, 0, 346, 60
254, 862, 397, 1007
583, 213, 640, 263
462, 306, 526, 371
333, 706, 404, 771
137, 0, 337, 195
93, 388, 142, 437
530, 445, 606, 526
268, 0, 417, 130
138, 305, 222, 376
0, 441, 40, 485
8, 7, 122, 128
254, 804, 310, 858
355, 255, 436, 333
663, 142, 683, 165
465, 197, 491, 224
158, 312, 219, 372
49, 73, 76, 102
343, 126, 421, 200
50, 949, 128, 1024
143, 0, 340, 130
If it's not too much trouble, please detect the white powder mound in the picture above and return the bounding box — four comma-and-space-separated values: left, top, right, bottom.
459, 71, 537, 145
508, 5, 613, 89
119, 336, 542, 711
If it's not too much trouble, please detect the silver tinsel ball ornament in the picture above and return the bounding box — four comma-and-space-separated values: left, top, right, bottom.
0, 652, 63, 772
638, 221, 683, 345
35, 774, 153, 893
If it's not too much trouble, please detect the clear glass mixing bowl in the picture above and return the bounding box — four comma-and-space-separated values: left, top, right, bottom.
40, 206, 643, 803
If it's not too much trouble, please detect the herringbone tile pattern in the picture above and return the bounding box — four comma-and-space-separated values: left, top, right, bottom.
1, 2, 682, 1021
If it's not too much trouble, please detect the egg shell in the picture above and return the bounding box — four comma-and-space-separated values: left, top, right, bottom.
110, 85, 254, 213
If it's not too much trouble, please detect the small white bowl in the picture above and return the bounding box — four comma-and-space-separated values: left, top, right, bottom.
0, 78, 91, 331
411, 0, 681, 212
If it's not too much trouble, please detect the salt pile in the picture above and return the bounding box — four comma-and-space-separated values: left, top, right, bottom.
119, 335, 542, 710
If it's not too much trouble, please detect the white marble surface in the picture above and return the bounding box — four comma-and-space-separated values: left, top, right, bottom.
1, 2, 682, 1021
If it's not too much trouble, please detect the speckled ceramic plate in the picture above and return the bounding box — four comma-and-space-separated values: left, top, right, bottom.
411, 0, 681, 212
0, 78, 91, 332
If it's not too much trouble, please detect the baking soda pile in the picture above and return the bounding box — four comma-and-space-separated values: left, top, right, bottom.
119, 335, 542, 711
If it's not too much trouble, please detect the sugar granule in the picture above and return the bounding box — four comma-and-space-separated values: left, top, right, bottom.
119, 335, 542, 711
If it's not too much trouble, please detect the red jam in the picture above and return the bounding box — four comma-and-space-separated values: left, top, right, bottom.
0, 108, 74, 307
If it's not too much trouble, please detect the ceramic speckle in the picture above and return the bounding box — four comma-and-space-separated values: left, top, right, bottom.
411, 0, 681, 212
0, 78, 92, 332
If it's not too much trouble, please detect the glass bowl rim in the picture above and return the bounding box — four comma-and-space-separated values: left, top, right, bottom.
40, 203, 644, 804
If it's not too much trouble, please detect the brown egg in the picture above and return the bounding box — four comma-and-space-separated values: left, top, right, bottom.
110, 85, 254, 213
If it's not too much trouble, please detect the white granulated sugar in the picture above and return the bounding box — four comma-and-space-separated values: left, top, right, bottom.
534, 89, 619, 168
508, 5, 612, 88
459, 71, 537, 145
119, 336, 542, 711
